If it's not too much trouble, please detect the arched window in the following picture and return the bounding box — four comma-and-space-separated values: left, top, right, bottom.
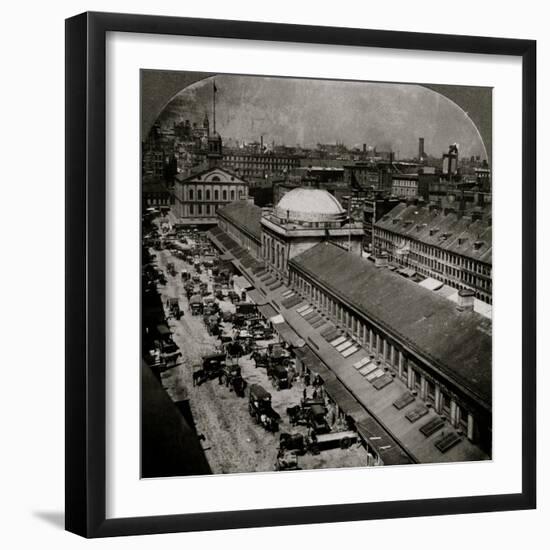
197, 189, 202, 201
222, 190, 227, 201
206, 189, 211, 201
230, 190, 235, 201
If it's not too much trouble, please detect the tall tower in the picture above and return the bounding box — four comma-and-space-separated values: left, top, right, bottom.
207, 80, 222, 168
418, 137, 425, 160
203, 110, 210, 136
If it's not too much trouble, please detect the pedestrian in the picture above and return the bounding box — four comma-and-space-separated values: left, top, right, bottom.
218, 371, 224, 385
304, 371, 311, 387
312, 388, 318, 400
302, 388, 307, 402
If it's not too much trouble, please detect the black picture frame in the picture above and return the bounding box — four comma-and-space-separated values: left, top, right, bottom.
65, 11, 536, 538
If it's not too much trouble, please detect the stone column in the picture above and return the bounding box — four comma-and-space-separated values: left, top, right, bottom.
450, 399, 458, 427
420, 375, 427, 400
467, 413, 475, 440
434, 385, 442, 413
398, 351, 405, 379
407, 365, 414, 390
369, 330, 374, 353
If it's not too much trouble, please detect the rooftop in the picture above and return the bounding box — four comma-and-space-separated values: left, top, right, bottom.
217, 201, 262, 241
290, 242, 492, 408
376, 203, 492, 264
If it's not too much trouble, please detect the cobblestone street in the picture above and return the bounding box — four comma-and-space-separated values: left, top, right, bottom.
154, 247, 368, 474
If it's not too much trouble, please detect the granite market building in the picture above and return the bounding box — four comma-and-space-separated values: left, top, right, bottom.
208, 188, 492, 465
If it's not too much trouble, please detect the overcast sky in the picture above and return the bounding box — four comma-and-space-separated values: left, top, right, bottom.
157, 74, 488, 159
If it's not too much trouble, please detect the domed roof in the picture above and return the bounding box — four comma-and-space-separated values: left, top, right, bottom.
274, 188, 345, 223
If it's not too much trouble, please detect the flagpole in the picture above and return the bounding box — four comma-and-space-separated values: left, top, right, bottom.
213, 80, 216, 134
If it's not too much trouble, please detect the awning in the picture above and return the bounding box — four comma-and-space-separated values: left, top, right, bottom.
233, 275, 253, 292
247, 288, 267, 305
294, 345, 335, 379
324, 379, 367, 421
355, 417, 413, 466
258, 303, 278, 319
272, 320, 305, 348
269, 314, 285, 325
398, 267, 417, 278
418, 277, 444, 291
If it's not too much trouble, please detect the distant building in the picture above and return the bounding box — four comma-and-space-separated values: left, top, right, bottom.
343, 162, 383, 190
174, 166, 249, 225
442, 144, 459, 179
360, 194, 401, 250
374, 202, 492, 303
221, 151, 300, 184
142, 176, 175, 212
391, 173, 420, 198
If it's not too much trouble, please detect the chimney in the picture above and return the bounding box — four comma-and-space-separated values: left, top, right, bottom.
363, 143, 367, 153
456, 289, 475, 312
418, 137, 425, 159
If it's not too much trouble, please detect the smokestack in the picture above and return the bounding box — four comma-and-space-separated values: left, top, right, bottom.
363, 143, 367, 153
260, 135, 263, 151
419, 137, 425, 159
456, 289, 475, 312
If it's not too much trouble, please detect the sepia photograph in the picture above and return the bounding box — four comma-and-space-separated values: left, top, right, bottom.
141, 70, 492, 478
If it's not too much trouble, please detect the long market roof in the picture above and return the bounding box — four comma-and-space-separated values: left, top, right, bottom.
290, 242, 492, 408
217, 201, 262, 241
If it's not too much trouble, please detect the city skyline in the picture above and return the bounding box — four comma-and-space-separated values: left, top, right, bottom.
157, 74, 488, 159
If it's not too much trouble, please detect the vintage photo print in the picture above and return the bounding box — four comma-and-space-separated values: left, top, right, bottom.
141, 71, 492, 478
